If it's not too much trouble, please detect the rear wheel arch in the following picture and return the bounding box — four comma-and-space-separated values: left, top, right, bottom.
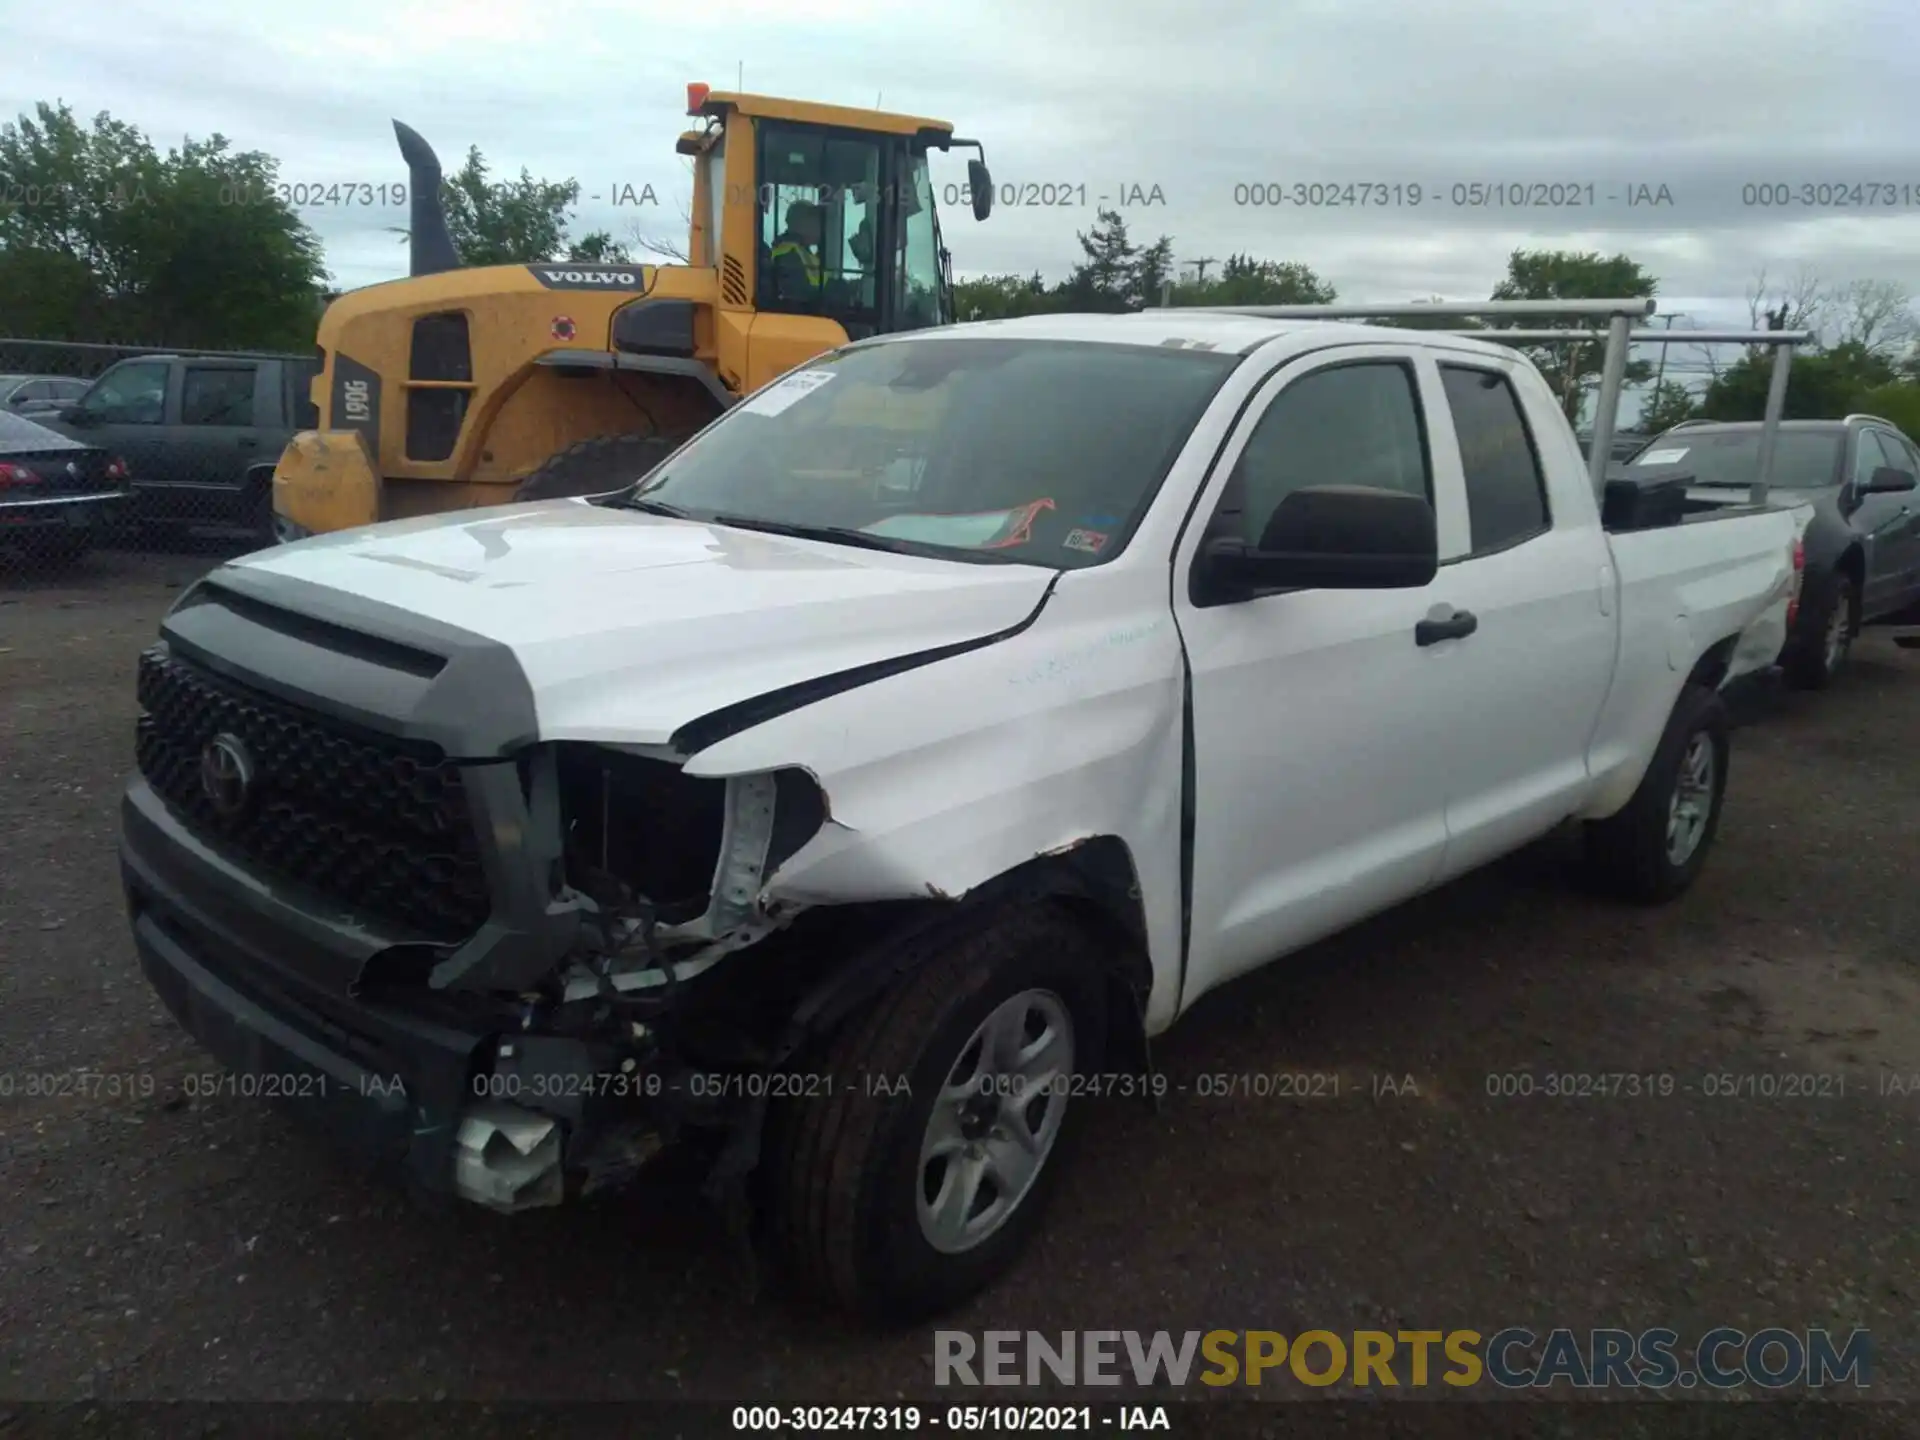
1685, 633, 1741, 692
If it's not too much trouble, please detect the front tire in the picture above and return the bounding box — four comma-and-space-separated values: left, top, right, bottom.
763, 904, 1107, 1323
1582, 682, 1730, 903
512, 432, 686, 503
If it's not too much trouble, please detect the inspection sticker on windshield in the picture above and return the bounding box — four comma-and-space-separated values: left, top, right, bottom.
740, 368, 836, 417
1063, 528, 1109, 554
1637, 447, 1689, 464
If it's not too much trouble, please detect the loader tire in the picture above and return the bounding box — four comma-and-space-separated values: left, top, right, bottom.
761, 903, 1107, 1324
512, 432, 684, 503
1582, 682, 1729, 904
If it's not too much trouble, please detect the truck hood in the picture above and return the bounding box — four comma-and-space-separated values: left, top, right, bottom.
228, 500, 1057, 748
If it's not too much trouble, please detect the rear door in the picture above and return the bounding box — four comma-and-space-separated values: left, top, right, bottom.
167, 362, 269, 521
1418, 353, 1618, 883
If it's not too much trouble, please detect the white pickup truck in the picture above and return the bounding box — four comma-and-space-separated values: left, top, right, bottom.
120, 305, 1807, 1321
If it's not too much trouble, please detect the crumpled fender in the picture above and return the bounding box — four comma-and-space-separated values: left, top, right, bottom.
680, 566, 1192, 1033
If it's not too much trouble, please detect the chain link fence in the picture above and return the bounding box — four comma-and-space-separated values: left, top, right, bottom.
0, 337, 321, 585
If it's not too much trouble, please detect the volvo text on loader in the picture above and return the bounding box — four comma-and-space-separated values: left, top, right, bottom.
271, 84, 992, 539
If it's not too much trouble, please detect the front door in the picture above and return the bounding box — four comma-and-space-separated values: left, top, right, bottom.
1173, 348, 1467, 1007
64, 359, 170, 481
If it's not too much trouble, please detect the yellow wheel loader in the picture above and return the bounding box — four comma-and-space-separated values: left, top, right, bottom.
271, 84, 993, 539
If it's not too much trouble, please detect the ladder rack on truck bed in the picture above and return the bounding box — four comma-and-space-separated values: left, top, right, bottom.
1150, 297, 1814, 510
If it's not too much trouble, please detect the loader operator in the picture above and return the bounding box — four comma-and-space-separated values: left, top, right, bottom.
769, 199, 825, 300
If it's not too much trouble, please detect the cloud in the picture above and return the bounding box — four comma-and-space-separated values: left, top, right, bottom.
6, 0, 1920, 333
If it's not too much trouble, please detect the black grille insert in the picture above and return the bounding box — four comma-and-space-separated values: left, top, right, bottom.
134, 647, 491, 938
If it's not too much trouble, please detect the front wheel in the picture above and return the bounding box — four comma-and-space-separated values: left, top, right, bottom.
762, 904, 1107, 1322
1582, 682, 1730, 903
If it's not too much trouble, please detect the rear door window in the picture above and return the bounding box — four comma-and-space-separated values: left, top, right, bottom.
1440, 364, 1549, 554
181, 367, 257, 426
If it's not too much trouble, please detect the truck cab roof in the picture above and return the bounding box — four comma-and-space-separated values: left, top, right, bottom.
919, 311, 1531, 361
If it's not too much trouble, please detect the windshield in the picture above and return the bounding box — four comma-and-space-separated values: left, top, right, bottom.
1635, 429, 1842, 489
615, 337, 1240, 567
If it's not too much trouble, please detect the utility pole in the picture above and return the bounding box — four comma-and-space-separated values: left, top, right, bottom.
1652, 312, 1686, 392
1186, 256, 1219, 285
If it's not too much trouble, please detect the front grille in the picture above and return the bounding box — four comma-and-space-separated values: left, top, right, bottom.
134, 647, 492, 938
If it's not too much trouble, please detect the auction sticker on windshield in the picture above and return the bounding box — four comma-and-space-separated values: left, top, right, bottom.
1637, 447, 1690, 464
740, 368, 836, 417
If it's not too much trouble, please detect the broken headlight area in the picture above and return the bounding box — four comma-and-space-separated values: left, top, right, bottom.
437, 745, 831, 1211
542, 742, 827, 979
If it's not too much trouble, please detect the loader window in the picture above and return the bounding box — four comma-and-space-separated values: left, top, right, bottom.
894, 154, 946, 330
756, 124, 883, 323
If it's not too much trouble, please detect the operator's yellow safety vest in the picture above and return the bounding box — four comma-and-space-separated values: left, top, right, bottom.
770, 240, 822, 288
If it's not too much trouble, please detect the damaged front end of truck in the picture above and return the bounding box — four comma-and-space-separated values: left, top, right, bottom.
119, 557, 1167, 1245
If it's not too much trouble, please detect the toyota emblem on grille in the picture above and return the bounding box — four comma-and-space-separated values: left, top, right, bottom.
199, 732, 255, 819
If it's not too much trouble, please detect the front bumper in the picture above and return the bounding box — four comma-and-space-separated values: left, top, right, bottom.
122, 777, 489, 1190
121, 777, 681, 1207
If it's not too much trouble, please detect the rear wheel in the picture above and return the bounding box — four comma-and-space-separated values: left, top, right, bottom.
762, 904, 1107, 1322
1582, 682, 1730, 903
1783, 568, 1856, 690
512, 432, 686, 503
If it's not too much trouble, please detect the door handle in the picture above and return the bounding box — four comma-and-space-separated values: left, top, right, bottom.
1415, 608, 1478, 646
236, 437, 256, 448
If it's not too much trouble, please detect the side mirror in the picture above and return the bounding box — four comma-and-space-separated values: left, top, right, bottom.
59, 405, 94, 426
966, 159, 993, 221
1864, 465, 1917, 495
1195, 486, 1437, 602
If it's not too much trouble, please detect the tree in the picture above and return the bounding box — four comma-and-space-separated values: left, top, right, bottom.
953, 272, 1057, 321
1745, 262, 1825, 335
439, 146, 580, 265
1697, 342, 1897, 422
566, 229, 632, 263
1171, 253, 1335, 307
1637, 379, 1700, 433
0, 100, 326, 348
1853, 381, 1920, 443
1488, 249, 1659, 423
1058, 208, 1138, 311
1827, 278, 1915, 355
1133, 234, 1175, 308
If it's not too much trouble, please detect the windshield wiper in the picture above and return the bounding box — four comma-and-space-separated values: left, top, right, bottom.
603, 493, 691, 518
703, 512, 941, 556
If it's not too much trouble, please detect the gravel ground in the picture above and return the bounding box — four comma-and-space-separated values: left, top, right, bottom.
1, 547, 1917, 1432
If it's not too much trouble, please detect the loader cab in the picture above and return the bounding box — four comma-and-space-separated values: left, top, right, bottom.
684, 87, 990, 352
753, 124, 949, 337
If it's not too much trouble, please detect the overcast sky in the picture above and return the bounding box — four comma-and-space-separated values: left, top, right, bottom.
9, 0, 1920, 398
